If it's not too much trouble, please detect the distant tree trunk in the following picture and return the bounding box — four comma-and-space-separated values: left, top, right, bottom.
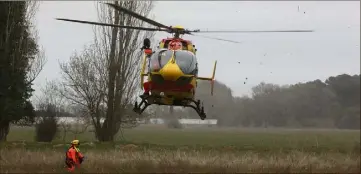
0, 122, 10, 141
102, 0, 119, 142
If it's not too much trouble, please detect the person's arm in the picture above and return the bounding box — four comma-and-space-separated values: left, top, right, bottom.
78, 152, 84, 164
78, 152, 84, 158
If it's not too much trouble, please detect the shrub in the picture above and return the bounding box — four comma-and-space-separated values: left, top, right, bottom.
35, 104, 59, 142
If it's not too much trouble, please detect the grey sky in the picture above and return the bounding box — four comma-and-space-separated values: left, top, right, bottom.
32, 1, 360, 99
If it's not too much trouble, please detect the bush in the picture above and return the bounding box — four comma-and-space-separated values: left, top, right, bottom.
35, 104, 59, 142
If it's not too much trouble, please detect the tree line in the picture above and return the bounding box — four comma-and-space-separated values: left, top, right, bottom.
174, 74, 359, 129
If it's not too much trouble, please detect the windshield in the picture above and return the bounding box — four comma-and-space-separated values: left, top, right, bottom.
174, 50, 197, 75
149, 49, 197, 75
149, 49, 172, 72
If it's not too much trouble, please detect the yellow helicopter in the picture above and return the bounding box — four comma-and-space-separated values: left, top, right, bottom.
56, 2, 314, 120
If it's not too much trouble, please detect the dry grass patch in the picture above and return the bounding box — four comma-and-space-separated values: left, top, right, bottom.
3, 126, 360, 173
0, 148, 359, 173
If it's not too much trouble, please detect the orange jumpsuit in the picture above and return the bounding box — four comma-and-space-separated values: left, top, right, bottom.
65, 146, 84, 172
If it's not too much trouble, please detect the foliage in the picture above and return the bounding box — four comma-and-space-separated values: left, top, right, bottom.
180, 74, 360, 129
0, 1, 44, 141
35, 104, 59, 142
13, 101, 36, 126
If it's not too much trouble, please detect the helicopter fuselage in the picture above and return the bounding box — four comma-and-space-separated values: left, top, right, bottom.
142, 47, 198, 105
143, 75, 196, 101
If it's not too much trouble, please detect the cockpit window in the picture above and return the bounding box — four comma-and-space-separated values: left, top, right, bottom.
149, 49, 173, 72
149, 49, 197, 75
174, 50, 197, 75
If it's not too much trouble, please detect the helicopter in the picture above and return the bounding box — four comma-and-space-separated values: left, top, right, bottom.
55, 2, 314, 120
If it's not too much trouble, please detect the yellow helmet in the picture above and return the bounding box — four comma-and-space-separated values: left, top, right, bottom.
71, 140, 80, 145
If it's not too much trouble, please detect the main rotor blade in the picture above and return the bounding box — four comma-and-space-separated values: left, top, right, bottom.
190, 34, 242, 44
192, 30, 314, 33
104, 2, 171, 30
55, 18, 168, 31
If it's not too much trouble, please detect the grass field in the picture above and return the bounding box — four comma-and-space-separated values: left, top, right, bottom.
1, 125, 360, 173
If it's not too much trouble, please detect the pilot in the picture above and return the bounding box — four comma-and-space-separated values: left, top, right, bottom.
168, 41, 182, 50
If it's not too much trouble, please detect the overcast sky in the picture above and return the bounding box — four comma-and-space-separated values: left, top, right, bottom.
32, 1, 360, 98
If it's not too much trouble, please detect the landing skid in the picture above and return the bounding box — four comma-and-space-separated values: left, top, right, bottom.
133, 94, 207, 120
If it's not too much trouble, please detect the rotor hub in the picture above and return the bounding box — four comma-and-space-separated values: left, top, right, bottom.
172, 25, 184, 30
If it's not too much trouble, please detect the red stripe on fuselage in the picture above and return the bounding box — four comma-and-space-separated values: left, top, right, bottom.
143, 81, 193, 93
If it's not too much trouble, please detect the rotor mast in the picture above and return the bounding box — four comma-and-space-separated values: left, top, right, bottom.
171, 25, 186, 39
174, 32, 180, 39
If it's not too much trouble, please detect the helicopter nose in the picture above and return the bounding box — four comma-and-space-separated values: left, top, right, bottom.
159, 62, 183, 81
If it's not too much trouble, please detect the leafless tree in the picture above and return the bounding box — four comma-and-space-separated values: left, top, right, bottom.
93, 1, 155, 140
33, 80, 65, 142
35, 80, 65, 109
26, 46, 46, 86
59, 44, 106, 140
24, 1, 46, 85
59, 104, 92, 142
35, 80, 92, 142
59, 1, 155, 141
34, 80, 65, 129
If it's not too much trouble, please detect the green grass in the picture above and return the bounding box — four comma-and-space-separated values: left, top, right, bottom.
1, 125, 360, 173
4, 125, 360, 153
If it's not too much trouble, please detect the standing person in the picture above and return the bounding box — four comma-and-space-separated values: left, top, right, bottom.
65, 140, 84, 172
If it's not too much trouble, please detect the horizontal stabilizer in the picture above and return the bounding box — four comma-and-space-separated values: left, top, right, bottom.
197, 61, 217, 95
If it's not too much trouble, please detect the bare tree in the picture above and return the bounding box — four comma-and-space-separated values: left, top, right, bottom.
33, 80, 65, 142
26, 46, 46, 85
68, 104, 92, 138
35, 80, 65, 109
58, 104, 92, 142
59, 0, 155, 142
93, 1, 155, 141
34, 80, 65, 126
59, 45, 106, 140
24, 1, 47, 85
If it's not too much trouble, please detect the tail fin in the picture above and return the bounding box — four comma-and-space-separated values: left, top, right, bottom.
197, 60, 217, 95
